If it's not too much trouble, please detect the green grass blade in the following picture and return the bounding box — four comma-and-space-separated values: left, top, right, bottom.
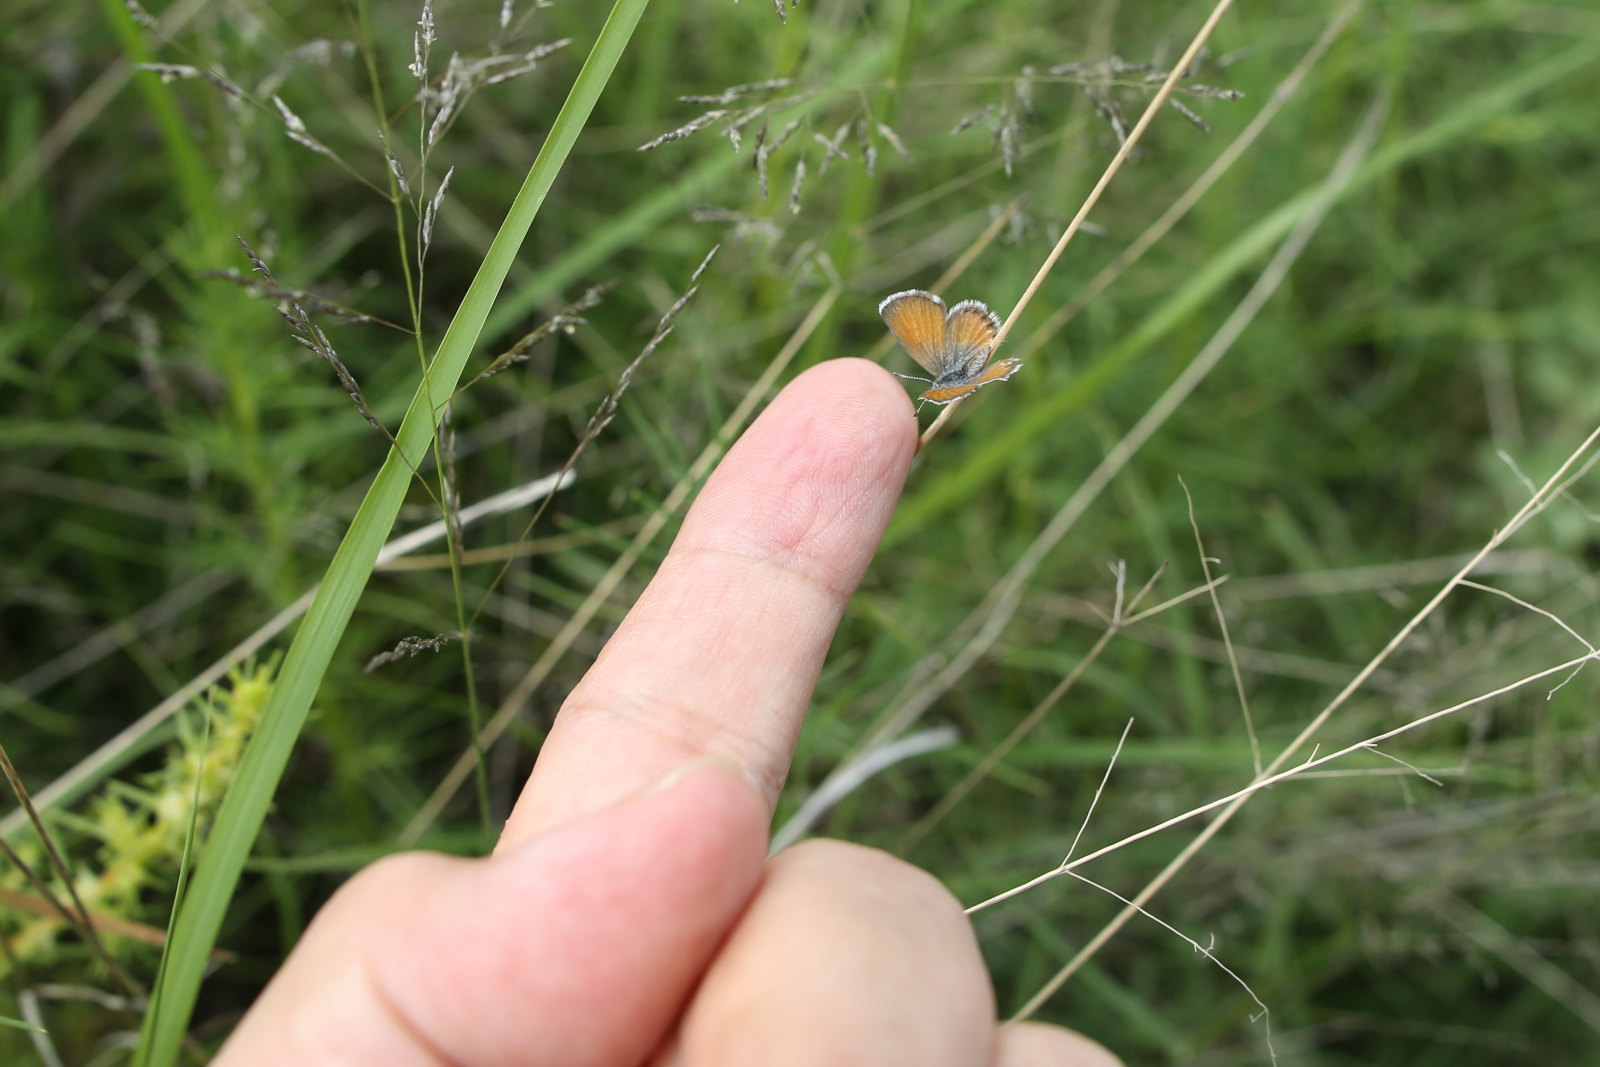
133, 2, 653, 1061
141, 698, 212, 1061
0, 1017, 47, 1034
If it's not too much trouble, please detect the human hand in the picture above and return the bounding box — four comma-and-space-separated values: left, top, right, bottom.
215, 359, 1119, 1066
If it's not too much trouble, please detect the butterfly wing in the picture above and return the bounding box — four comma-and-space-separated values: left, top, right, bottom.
942, 299, 1002, 379
879, 290, 949, 376
917, 357, 1023, 405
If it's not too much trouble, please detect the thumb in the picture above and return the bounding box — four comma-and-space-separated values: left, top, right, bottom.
215, 758, 767, 1067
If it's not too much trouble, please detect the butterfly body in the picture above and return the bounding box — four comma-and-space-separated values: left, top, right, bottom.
878, 289, 1022, 406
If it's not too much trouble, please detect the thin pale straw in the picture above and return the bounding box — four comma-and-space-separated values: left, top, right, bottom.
920, 0, 1238, 448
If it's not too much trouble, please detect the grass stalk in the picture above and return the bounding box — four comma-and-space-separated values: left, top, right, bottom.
132, 3, 654, 1060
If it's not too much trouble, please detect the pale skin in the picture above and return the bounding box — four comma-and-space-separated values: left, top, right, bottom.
216, 359, 1120, 1066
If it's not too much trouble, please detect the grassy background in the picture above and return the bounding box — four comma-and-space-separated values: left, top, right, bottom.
4, 0, 1599, 1062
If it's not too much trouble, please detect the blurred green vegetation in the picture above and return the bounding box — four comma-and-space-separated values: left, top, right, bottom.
3, 0, 1598, 1062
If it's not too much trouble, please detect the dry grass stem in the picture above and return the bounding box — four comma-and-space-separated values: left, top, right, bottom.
919, 0, 1240, 447
1063, 718, 1134, 862
1006, 418, 1600, 1015
1181, 476, 1261, 775
990, 87, 1392, 1019
1498, 446, 1600, 531
897, 570, 1225, 852
973, 647, 1600, 918
0, 747, 145, 1003
1459, 579, 1596, 697
861, 84, 1378, 773
1066, 869, 1277, 1062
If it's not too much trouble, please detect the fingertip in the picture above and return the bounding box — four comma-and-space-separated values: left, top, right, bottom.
505, 356, 918, 839
785, 356, 919, 436
687, 356, 916, 574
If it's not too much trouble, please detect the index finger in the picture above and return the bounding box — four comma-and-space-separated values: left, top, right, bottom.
499, 358, 917, 847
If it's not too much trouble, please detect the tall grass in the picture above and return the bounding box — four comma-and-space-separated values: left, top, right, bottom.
3, 0, 1598, 1062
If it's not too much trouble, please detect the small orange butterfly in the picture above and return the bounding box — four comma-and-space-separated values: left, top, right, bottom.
878, 289, 1022, 407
